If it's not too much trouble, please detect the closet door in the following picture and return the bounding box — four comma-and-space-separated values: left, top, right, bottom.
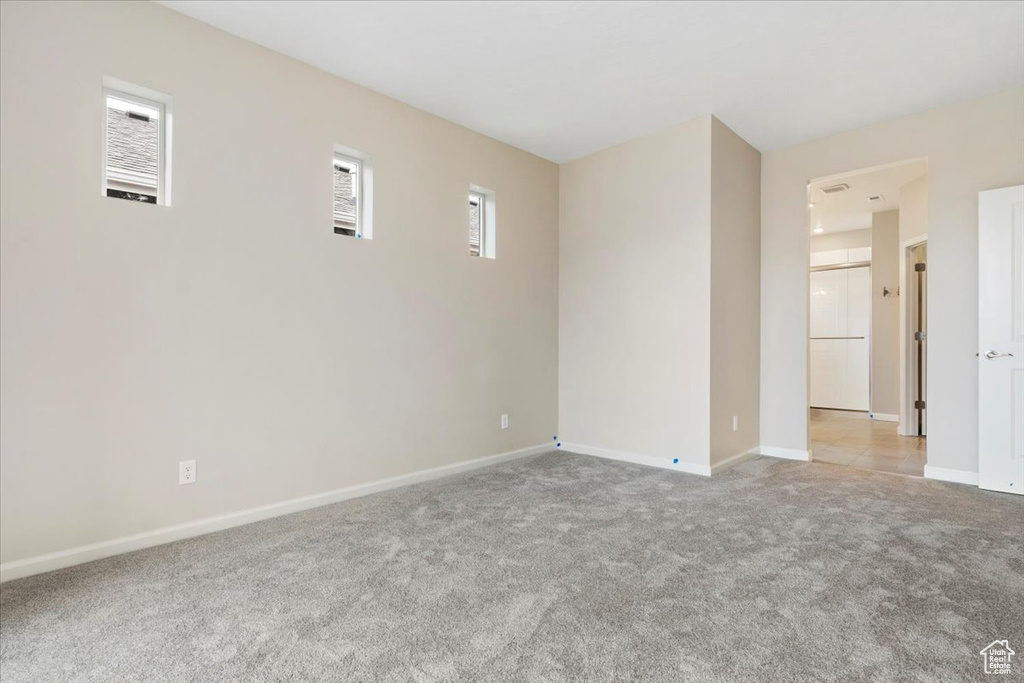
810, 269, 847, 338
809, 266, 871, 411
810, 338, 844, 408
845, 267, 871, 411
810, 269, 847, 409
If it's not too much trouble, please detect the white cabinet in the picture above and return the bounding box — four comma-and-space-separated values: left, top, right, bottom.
809, 247, 871, 268
809, 266, 870, 411
810, 249, 848, 268
847, 246, 872, 264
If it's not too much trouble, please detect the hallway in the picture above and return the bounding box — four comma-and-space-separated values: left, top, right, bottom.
810, 409, 925, 476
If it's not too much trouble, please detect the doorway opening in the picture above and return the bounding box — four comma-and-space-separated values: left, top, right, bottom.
807, 159, 928, 476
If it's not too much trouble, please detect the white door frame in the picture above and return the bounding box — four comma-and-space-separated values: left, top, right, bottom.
898, 234, 927, 438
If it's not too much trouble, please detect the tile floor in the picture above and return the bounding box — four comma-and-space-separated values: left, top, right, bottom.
810, 408, 926, 476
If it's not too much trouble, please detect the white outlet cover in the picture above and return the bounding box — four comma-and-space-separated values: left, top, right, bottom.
501, 414, 509, 429
179, 460, 197, 485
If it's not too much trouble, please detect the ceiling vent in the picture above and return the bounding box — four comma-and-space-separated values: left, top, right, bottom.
867, 194, 885, 203
820, 183, 850, 194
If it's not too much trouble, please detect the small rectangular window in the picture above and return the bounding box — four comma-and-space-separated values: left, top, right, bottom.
469, 191, 485, 257
469, 185, 496, 258
333, 155, 361, 237
103, 82, 170, 205
332, 145, 373, 239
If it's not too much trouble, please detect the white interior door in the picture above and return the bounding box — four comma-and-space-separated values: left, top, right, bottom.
979, 185, 1024, 495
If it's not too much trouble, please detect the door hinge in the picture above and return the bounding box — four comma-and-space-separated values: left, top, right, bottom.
914, 262, 926, 272
914, 400, 926, 409
914, 331, 926, 341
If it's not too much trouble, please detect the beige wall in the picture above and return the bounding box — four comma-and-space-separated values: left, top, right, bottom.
761, 87, 1024, 473
899, 175, 929, 244
709, 118, 761, 466
810, 228, 871, 252
0, 1, 559, 564
870, 210, 900, 416
559, 115, 760, 470
558, 116, 712, 466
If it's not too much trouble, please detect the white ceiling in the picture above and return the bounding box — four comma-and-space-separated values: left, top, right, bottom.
809, 160, 928, 234
157, 0, 1024, 163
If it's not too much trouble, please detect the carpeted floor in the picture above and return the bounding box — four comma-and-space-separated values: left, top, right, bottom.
1, 452, 1022, 682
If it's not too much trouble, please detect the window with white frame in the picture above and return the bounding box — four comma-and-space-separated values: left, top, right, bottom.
469, 185, 496, 258
469, 191, 485, 256
333, 145, 373, 239
333, 154, 361, 237
103, 82, 170, 205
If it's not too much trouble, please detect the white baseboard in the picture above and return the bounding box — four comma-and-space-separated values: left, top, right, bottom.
710, 447, 761, 475
559, 443, 712, 477
924, 465, 979, 486
0, 443, 552, 584
756, 445, 811, 462
869, 413, 899, 423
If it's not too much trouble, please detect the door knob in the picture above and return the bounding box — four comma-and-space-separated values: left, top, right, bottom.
984, 350, 1015, 359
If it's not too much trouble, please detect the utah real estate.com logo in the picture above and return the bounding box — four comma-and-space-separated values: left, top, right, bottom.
980, 640, 1015, 675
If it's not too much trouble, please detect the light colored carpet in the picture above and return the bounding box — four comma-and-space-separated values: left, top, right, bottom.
1, 452, 1022, 682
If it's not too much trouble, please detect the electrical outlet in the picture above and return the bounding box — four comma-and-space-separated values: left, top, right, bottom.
179, 460, 196, 485
501, 413, 509, 430
732, 415, 739, 432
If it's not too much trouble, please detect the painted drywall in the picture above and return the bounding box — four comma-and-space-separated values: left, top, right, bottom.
0, 1, 558, 565
761, 87, 1024, 474
870, 210, 900, 416
559, 116, 712, 466
559, 115, 760, 469
709, 118, 761, 465
810, 228, 871, 252
899, 174, 929, 244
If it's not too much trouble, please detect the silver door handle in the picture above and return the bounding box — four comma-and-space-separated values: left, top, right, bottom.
984, 350, 1015, 359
